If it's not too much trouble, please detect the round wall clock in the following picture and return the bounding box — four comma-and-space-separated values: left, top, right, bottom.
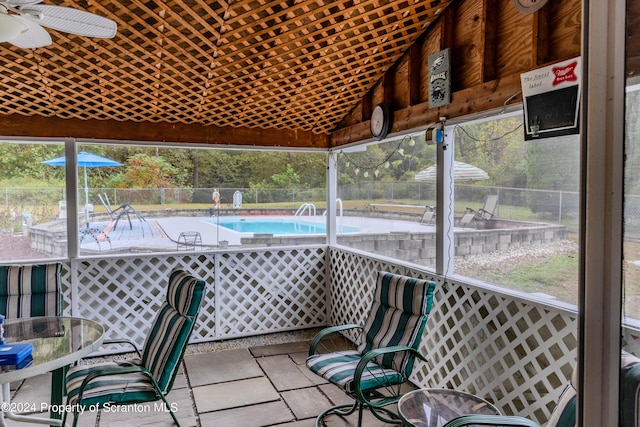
513, 0, 549, 14
370, 103, 391, 140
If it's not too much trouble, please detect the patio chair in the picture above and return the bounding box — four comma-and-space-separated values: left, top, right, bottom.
0, 263, 65, 421
0, 263, 62, 318
466, 194, 498, 221
63, 268, 206, 427
420, 206, 436, 225
442, 351, 640, 427
98, 193, 146, 231
457, 211, 477, 228
306, 271, 437, 426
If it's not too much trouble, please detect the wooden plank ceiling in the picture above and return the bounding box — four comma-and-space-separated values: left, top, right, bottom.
0, 0, 452, 148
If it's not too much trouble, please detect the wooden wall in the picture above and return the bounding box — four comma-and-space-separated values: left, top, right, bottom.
330, 0, 582, 148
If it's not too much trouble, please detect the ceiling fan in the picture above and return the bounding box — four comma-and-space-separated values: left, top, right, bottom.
0, 0, 117, 48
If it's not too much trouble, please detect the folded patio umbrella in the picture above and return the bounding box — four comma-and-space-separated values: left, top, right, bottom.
414, 161, 489, 182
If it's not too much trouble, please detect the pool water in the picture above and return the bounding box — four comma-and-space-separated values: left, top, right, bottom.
215, 217, 360, 235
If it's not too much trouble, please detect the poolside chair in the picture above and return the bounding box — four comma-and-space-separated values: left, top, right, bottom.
443, 351, 640, 427
420, 206, 435, 225
98, 193, 146, 231
466, 194, 498, 221
306, 271, 436, 427
0, 263, 65, 422
64, 269, 206, 427
457, 211, 477, 228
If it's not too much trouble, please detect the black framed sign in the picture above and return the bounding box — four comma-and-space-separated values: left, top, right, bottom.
520, 56, 581, 140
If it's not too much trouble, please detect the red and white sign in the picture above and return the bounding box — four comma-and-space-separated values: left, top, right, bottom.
520, 57, 582, 140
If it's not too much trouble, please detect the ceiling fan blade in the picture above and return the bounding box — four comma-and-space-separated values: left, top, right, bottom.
5, 0, 42, 5
9, 15, 51, 48
19, 5, 116, 38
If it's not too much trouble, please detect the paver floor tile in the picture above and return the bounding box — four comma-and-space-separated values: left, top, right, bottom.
199, 400, 294, 427
257, 354, 315, 391
193, 376, 280, 413
281, 386, 332, 419
184, 349, 262, 387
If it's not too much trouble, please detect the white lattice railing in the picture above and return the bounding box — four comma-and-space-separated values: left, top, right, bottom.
60, 246, 327, 354
330, 246, 605, 425
54, 245, 640, 425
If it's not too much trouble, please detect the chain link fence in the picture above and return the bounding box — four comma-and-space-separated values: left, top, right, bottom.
0, 183, 608, 237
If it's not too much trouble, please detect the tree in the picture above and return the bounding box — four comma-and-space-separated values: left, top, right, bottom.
455, 116, 526, 188
0, 143, 64, 182
107, 154, 179, 188
525, 136, 580, 215
270, 164, 301, 188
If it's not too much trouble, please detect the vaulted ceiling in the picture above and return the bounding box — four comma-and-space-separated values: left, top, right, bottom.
1, 0, 610, 151
0, 0, 453, 148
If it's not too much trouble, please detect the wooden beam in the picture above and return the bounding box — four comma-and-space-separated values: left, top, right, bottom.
628, 0, 640, 76
361, 93, 373, 123
330, 72, 523, 147
480, 0, 497, 83
439, 5, 455, 50
408, 43, 422, 106
0, 115, 330, 149
382, 72, 394, 106
532, 6, 550, 66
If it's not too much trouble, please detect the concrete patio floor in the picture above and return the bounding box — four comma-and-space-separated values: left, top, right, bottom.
6, 332, 415, 427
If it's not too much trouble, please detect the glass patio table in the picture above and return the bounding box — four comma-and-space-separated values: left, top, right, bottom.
398, 388, 501, 427
0, 316, 105, 427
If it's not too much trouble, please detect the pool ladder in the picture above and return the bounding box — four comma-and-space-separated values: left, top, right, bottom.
295, 203, 316, 216
322, 198, 343, 217
296, 199, 343, 217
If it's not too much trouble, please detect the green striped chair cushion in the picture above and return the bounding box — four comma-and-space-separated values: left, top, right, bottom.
65, 269, 205, 410
620, 351, 640, 427
140, 305, 192, 393
141, 269, 205, 393
0, 263, 61, 317
546, 383, 576, 427
306, 350, 404, 393
546, 352, 640, 427
66, 360, 158, 406
165, 269, 204, 317
358, 272, 436, 377
307, 272, 436, 394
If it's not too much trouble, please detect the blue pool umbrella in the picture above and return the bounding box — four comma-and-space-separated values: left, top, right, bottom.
42, 152, 122, 222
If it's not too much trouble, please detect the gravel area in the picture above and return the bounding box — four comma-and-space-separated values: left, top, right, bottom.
455, 240, 579, 272
184, 328, 322, 354
0, 231, 50, 261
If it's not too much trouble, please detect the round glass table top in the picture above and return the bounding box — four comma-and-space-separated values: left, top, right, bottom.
398, 388, 500, 427
0, 317, 104, 382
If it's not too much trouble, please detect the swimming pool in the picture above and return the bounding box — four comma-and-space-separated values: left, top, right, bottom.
214, 217, 360, 235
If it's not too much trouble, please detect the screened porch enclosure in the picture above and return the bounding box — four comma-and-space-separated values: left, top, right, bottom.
51, 245, 612, 425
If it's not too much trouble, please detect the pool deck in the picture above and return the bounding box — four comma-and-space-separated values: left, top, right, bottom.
78, 214, 437, 252
155, 215, 435, 247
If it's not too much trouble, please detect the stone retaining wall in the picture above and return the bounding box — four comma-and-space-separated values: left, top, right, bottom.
240, 222, 568, 265
28, 208, 568, 262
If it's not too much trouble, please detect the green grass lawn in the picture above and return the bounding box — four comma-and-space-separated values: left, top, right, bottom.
484, 252, 579, 301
